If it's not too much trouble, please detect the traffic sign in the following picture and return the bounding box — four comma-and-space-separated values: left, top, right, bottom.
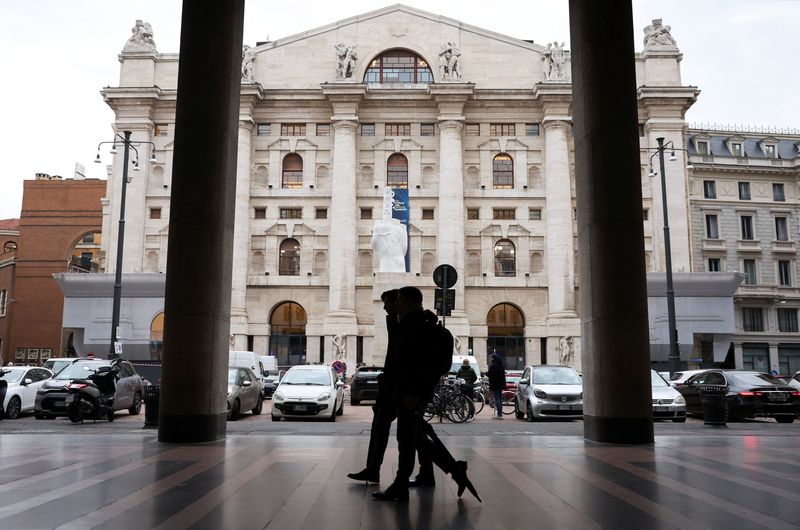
434, 288, 455, 316
433, 264, 457, 288
332, 360, 347, 374
114, 342, 122, 354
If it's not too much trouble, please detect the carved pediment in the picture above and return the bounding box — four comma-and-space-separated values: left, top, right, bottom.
408, 223, 423, 235
479, 224, 503, 237
477, 139, 501, 150
399, 139, 423, 150
507, 224, 531, 236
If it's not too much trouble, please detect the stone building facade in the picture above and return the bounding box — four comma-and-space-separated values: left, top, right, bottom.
687, 127, 800, 375
0, 218, 20, 364
61, 6, 710, 372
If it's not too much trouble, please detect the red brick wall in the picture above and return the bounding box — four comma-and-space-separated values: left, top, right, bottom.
7, 179, 105, 365
0, 223, 19, 364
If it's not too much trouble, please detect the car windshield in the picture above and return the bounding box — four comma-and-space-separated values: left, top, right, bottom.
651, 371, 669, 387
0, 369, 25, 383
280, 369, 331, 386
55, 362, 106, 380
228, 368, 239, 384
731, 372, 784, 387
46, 360, 72, 375
532, 367, 582, 385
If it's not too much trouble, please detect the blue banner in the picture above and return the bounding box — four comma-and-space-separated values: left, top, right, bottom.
390, 188, 410, 272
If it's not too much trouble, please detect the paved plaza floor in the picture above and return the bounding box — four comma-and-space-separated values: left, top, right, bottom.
1, 404, 799, 529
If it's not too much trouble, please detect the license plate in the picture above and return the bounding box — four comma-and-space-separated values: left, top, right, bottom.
293, 405, 308, 412
556, 404, 573, 411
653, 405, 667, 411
366, 380, 377, 384
767, 393, 787, 401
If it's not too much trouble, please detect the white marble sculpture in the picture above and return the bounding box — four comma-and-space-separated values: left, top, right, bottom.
643, 19, 677, 49
371, 188, 408, 272
543, 41, 566, 81
332, 335, 347, 360
453, 336, 462, 355
241, 45, 256, 82
558, 335, 575, 365
335, 43, 357, 79
125, 19, 156, 52
438, 42, 462, 81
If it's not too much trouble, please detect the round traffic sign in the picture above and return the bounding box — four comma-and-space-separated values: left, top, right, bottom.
433, 264, 457, 288
332, 360, 347, 374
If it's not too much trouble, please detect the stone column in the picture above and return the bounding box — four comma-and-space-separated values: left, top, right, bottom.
768, 343, 780, 374
437, 120, 466, 304
158, 0, 245, 443
543, 119, 576, 317
230, 115, 254, 351
328, 119, 358, 315
569, 0, 654, 444
733, 342, 744, 370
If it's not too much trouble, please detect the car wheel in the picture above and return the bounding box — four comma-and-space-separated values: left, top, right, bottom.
128, 392, 142, 415
5, 396, 22, 419
271, 413, 280, 421
327, 409, 336, 422
672, 417, 687, 423
526, 401, 536, 422
336, 399, 344, 416
514, 396, 525, 419
229, 399, 241, 421
775, 416, 795, 424
107, 409, 115, 422
252, 397, 263, 415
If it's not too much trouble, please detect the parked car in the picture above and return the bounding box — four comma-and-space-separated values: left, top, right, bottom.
43, 357, 88, 376
350, 366, 382, 405
514, 365, 583, 421
505, 370, 524, 391
262, 372, 283, 399
651, 370, 686, 422
668, 369, 709, 387
449, 355, 480, 376
675, 370, 800, 423
788, 371, 800, 390
226, 367, 263, 420
34, 359, 144, 419
1, 366, 54, 419
271, 365, 344, 421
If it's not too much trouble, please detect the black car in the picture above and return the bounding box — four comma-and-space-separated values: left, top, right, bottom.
676, 370, 800, 423
350, 366, 382, 405
262, 374, 281, 399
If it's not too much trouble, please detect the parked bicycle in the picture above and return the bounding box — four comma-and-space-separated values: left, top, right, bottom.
424, 377, 475, 423
476, 379, 516, 416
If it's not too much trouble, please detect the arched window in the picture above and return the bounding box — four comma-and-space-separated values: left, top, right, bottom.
387, 153, 408, 188
3, 241, 17, 253
282, 153, 303, 189
493, 153, 514, 189
279, 238, 300, 276
364, 50, 433, 84
494, 239, 516, 277
269, 302, 307, 367
68, 231, 102, 273
486, 303, 525, 370
150, 312, 164, 360
422, 252, 435, 275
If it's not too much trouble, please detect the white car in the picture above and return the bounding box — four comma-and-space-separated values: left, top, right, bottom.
651, 370, 686, 422
271, 365, 344, 421
1, 366, 54, 419
668, 369, 709, 387
788, 372, 800, 390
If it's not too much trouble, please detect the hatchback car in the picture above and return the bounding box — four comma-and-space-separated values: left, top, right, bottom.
505, 370, 524, 392
668, 369, 709, 387
515, 365, 583, 421
788, 371, 800, 391
1, 366, 54, 419
271, 365, 344, 421
227, 367, 263, 420
651, 370, 686, 422
675, 370, 800, 423
350, 366, 382, 405
34, 359, 144, 419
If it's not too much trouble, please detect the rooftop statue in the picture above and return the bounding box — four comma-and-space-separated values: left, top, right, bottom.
543, 41, 567, 81
124, 19, 157, 52
335, 43, 358, 79
242, 45, 256, 82
643, 19, 677, 49
438, 42, 462, 81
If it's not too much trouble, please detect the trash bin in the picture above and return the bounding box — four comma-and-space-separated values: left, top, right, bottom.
143, 385, 160, 428
697, 384, 727, 427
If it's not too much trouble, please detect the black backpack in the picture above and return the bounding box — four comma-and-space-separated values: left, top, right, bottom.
426, 321, 454, 378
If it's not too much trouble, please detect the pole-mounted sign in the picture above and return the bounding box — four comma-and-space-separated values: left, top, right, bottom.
432, 264, 457, 326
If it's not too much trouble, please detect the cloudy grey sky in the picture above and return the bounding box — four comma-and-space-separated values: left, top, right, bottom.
1, 0, 798, 220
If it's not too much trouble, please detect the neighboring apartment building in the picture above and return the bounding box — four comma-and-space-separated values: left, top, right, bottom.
3, 174, 104, 365
0, 219, 20, 364
687, 127, 800, 375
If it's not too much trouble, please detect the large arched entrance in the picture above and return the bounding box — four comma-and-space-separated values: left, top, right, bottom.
150, 312, 164, 360
486, 303, 525, 370
269, 302, 307, 368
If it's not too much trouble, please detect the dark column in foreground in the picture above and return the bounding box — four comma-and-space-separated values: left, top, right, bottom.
159, 0, 245, 443
569, 1, 654, 444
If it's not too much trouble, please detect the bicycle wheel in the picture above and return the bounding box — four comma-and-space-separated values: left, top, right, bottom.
501, 390, 516, 415
423, 395, 440, 423
471, 391, 485, 415
447, 394, 474, 423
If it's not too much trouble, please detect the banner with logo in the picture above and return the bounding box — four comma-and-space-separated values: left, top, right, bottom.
390, 188, 410, 272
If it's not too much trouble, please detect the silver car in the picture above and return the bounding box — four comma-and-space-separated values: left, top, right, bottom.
788, 371, 800, 390
515, 365, 583, 421
651, 370, 686, 422
226, 367, 263, 420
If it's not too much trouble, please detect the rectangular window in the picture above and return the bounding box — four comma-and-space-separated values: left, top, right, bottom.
361, 123, 375, 136
0, 289, 6, 317
420, 123, 435, 136
708, 258, 721, 272
638, 124, 645, 137
279, 208, 302, 219
149, 207, 161, 220
360, 207, 373, 220
385, 123, 411, 136
705, 214, 719, 239
764, 145, 776, 158
779, 260, 792, 287
422, 208, 435, 220
467, 208, 479, 220
315, 207, 327, 220
776, 217, 789, 241
154, 124, 168, 137
316, 123, 330, 136
742, 307, 764, 332
490, 123, 516, 136
529, 208, 542, 220
642, 209, 649, 221
773, 183, 785, 202
465, 124, 480, 136
731, 142, 743, 157
739, 182, 751, 200
493, 208, 516, 220
696, 141, 709, 155
280, 123, 306, 136
525, 123, 540, 137
741, 216, 754, 240
703, 180, 717, 199
81, 233, 95, 244
743, 259, 758, 285
778, 308, 798, 332
254, 207, 266, 220
257, 123, 271, 136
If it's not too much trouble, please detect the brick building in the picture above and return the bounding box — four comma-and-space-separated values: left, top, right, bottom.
2, 175, 104, 365
0, 218, 20, 363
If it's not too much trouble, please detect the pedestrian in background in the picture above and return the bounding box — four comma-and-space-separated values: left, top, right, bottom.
456, 359, 477, 399
488, 353, 506, 419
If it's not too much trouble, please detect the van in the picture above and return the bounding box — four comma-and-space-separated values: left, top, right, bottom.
450, 355, 481, 376
229, 351, 262, 374
257, 355, 278, 375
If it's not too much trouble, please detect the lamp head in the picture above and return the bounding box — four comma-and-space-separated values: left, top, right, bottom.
133, 160, 141, 172
686, 163, 695, 170
94, 152, 102, 164
109, 144, 118, 155
149, 152, 157, 163
648, 169, 656, 178
669, 151, 677, 162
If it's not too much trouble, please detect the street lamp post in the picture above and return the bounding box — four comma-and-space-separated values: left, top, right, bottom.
95, 131, 156, 359
648, 137, 693, 375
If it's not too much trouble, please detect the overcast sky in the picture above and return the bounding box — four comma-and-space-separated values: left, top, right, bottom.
1, 0, 798, 220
